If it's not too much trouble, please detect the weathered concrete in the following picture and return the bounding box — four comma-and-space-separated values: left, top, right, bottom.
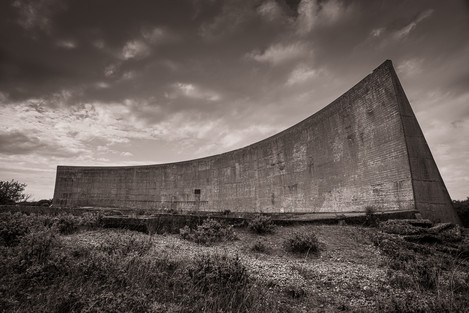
52, 60, 461, 224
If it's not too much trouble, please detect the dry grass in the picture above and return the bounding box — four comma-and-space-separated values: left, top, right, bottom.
1, 212, 469, 312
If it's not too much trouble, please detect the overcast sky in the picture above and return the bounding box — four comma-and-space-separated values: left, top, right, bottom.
0, 0, 468, 201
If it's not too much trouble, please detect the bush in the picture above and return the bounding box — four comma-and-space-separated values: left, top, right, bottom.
15, 228, 59, 270
248, 215, 275, 234
453, 197, 469, 228
96, 231, 153, 256
284, 284, 306, 299
0, 212, 102, 247
53, 213, 101, 234
189, 254, 249, 293
55, 214, 80, 234
0, 212, 33, 246
283, 231, 321, 255
250, 240, 269, 253
0, 179, 29, 204
188, 254, 253, 311
179, 219, 237, 245
364, 206, 379, 227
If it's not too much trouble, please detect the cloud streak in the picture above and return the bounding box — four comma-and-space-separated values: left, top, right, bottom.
247, 42, 312, 65
393, 9, 434, 40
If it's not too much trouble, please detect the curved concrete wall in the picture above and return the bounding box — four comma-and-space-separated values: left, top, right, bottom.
52, 60, 460, 223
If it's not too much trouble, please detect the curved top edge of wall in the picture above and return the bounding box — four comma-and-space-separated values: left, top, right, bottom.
57, 60, 394, 170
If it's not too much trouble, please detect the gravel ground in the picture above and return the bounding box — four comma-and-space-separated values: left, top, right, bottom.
63, 224, 387, 311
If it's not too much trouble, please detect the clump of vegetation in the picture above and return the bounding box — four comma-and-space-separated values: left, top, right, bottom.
189, 254, 248, 294
179, 218, 237, 245
284, 284, 306, 299
0, 212, 101, 247
454, 197, 469, 228
96, 231, 153, 256
0, 213, 283, 313
250, 240, 269, 253
0, 212, 33, 246
283, 231, 321, 256
18, 199, 52, 207
46, 212, 102, 234
371, 227, 469, 311
248, 215, 275, 234
186, 253, 281, 312
363, 205, 379, 227
136, 209, 146, 216
0, 179, 30, 204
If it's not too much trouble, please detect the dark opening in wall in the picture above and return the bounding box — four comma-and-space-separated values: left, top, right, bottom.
194, 189, 201, 195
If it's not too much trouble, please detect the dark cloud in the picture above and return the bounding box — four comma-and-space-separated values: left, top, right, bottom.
0, 131, 78, 157
0, 131, 44, 155
0, 0, 468, 200
11, 0, 66, 33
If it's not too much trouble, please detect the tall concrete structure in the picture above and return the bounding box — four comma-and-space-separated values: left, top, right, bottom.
52, 60, 460, 224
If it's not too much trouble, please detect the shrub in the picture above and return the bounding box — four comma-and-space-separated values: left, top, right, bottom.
453, 197, 469, 228
15, 228, 59, 270
0, 212, 32, 246
43, 213, 101, 235
248, 215, 275, 234
283, 231, 321, 255
96, 232, 153, 256
179, 219, 237, 245
250, 240, 269, 253
284, 284, 306, 299
54, 214, 80, 234
179, 225, 191, 240
79, 212, 102, 228
188, 254, 252, 310
364, 205, 379, 227
189, 254, 249, 293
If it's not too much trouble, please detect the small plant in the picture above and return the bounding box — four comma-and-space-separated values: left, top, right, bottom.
189, 254, 249, 293
248, 215, 275, 234
97, 232, 153, 256
179, 225, 191, 239
55, 214, 79, 234
284, 284, 306, 299
179, 219, 237, 245
364, 205, 379, 227
284, 231, 321, 255
250, 240, 269, 253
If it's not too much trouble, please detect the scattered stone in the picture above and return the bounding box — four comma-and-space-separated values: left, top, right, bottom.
379, 220, 424, 235
428, 223, 454, 233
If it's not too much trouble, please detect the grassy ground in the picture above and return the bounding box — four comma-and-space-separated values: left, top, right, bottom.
1, 212, 468, 312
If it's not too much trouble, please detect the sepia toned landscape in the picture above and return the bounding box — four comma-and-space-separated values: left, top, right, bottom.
1, 1, 468, 312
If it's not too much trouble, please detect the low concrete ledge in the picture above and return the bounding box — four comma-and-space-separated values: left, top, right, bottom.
1, 205, 419, 234
101, 210, 420, 234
